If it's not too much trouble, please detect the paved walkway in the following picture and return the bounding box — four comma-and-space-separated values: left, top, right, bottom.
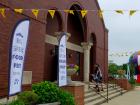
102, 86, 140, 105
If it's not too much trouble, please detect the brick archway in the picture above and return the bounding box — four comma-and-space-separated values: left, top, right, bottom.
67, 4, 87, 81
45, 11, 63, 81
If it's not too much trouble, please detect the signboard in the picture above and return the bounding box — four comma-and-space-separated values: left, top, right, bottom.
9, 19, 30, 95
58, 33, 67, 86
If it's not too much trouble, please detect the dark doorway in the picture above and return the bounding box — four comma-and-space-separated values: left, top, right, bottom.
67, 4, 86, 81
45, 11, 62, 81
90, 33, 96, 81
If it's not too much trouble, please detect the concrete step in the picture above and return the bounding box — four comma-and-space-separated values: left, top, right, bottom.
84, 82, 128, 105
84, 88, 122, 104
85, 85, 121, 95
85, 87, 117, 98
85, 90, 127, 105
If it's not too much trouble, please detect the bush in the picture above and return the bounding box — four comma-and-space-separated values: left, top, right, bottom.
32, 81, 75, 105
129, 77, 136, 85
8, 100, 24, 105
18, 91, 39, 105
58, 90, 75, 105
32, 81, 60, 104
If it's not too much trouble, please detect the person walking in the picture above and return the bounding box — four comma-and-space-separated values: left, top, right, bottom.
93, 64, 104, 92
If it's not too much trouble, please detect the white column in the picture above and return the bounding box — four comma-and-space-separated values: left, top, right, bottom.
81, 42, 93, 83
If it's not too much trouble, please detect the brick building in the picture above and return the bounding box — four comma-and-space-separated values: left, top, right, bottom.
0, 0, 108, 97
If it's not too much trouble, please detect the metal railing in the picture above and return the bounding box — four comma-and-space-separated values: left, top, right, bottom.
88, 75, 124, 103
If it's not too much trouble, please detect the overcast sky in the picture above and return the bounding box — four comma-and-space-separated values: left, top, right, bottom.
98, 0, 140, 65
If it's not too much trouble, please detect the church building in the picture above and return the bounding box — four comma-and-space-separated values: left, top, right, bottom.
0, 0, 108, 97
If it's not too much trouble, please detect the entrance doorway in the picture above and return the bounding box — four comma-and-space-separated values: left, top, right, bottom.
44, 11, 63, 81
67, 4, 87, 81
90, 33, 96, 81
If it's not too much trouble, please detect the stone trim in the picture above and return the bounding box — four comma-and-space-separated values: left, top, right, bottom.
45, 35, 83, 53
81, 42, 93, 50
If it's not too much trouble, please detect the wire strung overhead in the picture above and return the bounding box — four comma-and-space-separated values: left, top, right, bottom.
0, 8, 139, 19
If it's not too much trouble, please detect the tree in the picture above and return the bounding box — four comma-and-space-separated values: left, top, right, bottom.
108, 63, 119, 77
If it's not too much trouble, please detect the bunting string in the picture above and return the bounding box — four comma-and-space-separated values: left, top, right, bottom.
109, 51, 135, 57
0, 8, 140, 19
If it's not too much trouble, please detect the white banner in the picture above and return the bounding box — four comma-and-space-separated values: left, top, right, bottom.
58, 34, 67, 87
9, 19, 30, 95
138, 55, 140, 66
126, 64, 130, 80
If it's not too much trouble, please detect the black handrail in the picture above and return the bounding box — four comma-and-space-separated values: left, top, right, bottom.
88, 81, 111, 102
88, 74, 124, 104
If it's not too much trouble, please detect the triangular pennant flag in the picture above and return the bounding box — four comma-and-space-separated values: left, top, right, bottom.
129, 10, 137, 16
14, 9, 23, 14
98, 10, 103, 18
64, 10, 74, 15
81, 10, 87, 18
32, 9, 39, 18
115, 10, 123, 14
69, 10, 74, 15
0, 8, 5, 17
48, 10, 55, 18
64, 10, 69, 13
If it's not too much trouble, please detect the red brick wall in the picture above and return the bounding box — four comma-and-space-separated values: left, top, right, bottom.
61, 85, 84, 105
0, 0, 108, 97
0, 5, 46, 97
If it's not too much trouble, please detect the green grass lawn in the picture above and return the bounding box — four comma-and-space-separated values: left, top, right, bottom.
135, 83, 140, 86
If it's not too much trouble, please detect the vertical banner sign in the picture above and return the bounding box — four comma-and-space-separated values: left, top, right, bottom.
9, 19, 30, 96
126, 64, 130, 80
137, 55, 140, 83
58, 33, 67, 87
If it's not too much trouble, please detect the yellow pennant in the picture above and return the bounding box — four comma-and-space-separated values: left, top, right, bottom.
0, 8, 5, 17
64, 10, 69, 13
48, 10, 55, 18
98, 10, 103, 18
115, 10, 123, 14
69, 10, 74, 15
81, 10, 87, 18
14, 9, 23, 14
129, 10, 137, 16
32, 9, 39, 18
64, 10, 74, 15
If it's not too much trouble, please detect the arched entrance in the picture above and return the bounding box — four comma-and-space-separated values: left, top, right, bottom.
90, 33, 97, 81
67, 4, 87, 81
44, 11, 63, 81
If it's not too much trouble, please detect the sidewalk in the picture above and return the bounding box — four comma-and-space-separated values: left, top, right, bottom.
102, 86, 140, 105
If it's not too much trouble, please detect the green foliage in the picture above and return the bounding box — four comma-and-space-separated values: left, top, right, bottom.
32, 81, 75, 105
122, 64, 127, 71
135, 83, 140, 86
32, 81, 60, 104
129, 77, 136, 85
8, 100, 24, 105
18, 91, 39, 105
129, 63, 135, 77
58, 90, 75, 105
108, 63, 119, 76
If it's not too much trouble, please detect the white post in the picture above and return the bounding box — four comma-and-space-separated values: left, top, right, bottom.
81, 42, 93, 83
